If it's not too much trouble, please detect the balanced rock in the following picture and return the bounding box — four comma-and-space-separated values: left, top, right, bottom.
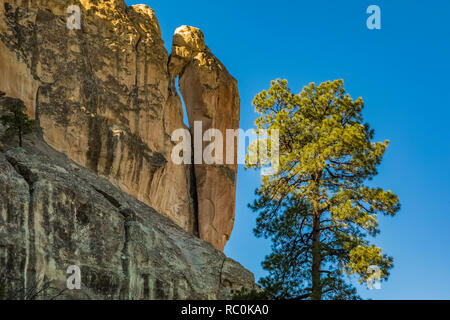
169, 25, 241, 251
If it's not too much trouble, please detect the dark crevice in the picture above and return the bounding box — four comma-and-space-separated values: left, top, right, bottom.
120, 218, 130, 299
103, 128, 116, 177
91, 185, 121, 209
189, 153, 200, 238
142, 274, 150, 299
34, 86, 43, 138
5, 155, 37, 298
134, 33, 142, 89
218, 256, 227, 292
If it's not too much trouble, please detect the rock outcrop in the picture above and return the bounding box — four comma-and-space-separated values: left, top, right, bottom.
0, 136, 256, 299
169, 26, 240, 251
0, 0, 240, 250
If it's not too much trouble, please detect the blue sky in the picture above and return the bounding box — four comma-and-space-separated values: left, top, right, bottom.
126, 0, 450, 299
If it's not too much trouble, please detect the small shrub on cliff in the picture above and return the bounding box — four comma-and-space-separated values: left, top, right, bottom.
0, 97, 35, 147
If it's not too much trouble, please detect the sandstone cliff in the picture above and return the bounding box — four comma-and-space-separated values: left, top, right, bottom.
0, 0, 240, 251
0, 0, 249, 299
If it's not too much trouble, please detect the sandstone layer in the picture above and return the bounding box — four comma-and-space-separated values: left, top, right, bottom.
0, 0, 241, 250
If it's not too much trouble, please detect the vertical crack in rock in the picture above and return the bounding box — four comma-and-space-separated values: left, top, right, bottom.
134, 33, 141, 91
91, 185, 121, 209
5, 156, 37, 299
168, 26, 241, 251
119, 211, 131, 299
142, 273, 150, 299
218, 255, 227, 295
34, 85, 43, 138
189, 155, 200, 238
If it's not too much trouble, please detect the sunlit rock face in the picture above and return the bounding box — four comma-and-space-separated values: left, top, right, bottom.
0, 0, 241, 250
0, 0, 197, 234
169, 25, 241, 251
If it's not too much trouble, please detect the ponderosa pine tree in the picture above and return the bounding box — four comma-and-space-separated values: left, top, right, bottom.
246, 79, 400, 300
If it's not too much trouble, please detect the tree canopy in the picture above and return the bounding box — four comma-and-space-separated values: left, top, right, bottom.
246, 79, 400, 300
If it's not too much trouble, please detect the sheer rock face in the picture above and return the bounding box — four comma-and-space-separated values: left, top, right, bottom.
0, 138, 256, 299
0, 1, 240, 250
169, 26, 240, 251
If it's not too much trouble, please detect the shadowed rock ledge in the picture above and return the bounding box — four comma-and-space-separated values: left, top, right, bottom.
0, 135, 256, 299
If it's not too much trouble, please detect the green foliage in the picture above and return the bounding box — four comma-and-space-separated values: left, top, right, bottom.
247, 79, 400, 300
0, 97, 35, 147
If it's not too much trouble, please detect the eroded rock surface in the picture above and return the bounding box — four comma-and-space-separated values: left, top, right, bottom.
0, 136, 256, 299
0, 0, 241, 250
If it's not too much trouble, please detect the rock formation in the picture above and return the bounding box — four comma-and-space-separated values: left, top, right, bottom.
0, 0, 250, 299
0, 0, 240, 251
169, 26, 240, 251
0, 134, 256, 299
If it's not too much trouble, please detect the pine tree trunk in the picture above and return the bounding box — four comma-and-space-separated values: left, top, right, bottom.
311, 202, 322, 300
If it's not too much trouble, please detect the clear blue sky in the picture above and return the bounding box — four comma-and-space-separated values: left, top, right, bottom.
126, 0, 450, 299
